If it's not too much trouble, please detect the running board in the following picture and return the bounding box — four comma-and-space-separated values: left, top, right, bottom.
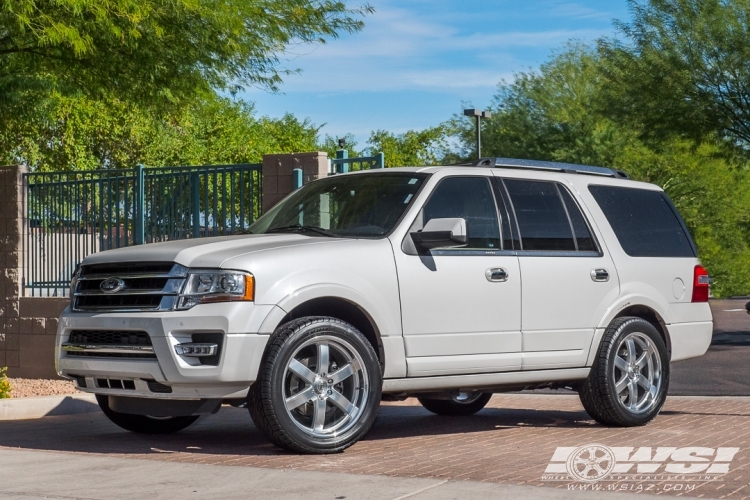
381, 368, 590, 393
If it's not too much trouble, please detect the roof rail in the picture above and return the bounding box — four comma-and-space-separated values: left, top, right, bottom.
471, 157, 630, 179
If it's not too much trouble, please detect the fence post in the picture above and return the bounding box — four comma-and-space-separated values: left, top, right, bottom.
191, 172, 201, 238
292, 169, 303, 190
134, 164, 145, 245
336, 150, 349, 174
374, 152, 385, 169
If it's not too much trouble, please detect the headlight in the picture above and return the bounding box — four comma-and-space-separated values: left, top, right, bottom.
176, 270, 254, 310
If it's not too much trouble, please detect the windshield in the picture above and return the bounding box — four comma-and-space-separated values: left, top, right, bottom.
249, 173, 428, 237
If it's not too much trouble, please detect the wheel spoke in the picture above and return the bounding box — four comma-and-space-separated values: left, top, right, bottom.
312, 397, 327, 432
329, 359, 360, 384
636, 374, 652, 391
626, 339, 636, 362
636, 346, 653, 369
285, 387, 315, 410
615, 375, 629, 394
614, 356, 628, 371
288, 358, 317, 384
628, 380, 638, 409
329, 389, 358, 416
317, 343, 330, 375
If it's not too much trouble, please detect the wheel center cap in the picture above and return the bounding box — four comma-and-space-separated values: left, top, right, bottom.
313, 378, 327, 394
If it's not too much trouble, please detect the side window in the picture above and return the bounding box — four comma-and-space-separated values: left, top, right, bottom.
588, 185, 695, 257
503, 179, 576, 251
558, 186, 596, 251
423, 177, 501, 250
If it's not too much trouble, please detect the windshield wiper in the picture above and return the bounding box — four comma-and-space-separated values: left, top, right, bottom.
266, 224, 337, 237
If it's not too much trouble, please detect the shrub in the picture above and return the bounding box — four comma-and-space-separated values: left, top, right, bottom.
0, 367, 11, 398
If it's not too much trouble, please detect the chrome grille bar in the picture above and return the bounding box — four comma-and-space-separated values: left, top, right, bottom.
62, 344, 155, 354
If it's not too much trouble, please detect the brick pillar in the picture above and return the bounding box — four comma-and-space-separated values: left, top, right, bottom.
0, 165, 27, 371
262, 152, 329, 212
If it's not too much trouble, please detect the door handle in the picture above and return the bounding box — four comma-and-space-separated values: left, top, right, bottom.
591, 268, 610, 282
486, 268, 508, 282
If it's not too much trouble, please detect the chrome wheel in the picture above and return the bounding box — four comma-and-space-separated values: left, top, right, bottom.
613, 332, 662, 415
451, 391, 483, 404
283, 335, 369, 438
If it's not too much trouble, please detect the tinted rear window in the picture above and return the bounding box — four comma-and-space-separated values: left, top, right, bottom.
588, 185, 695, 257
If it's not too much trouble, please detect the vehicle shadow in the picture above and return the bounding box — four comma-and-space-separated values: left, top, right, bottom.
0, 403, 594, 458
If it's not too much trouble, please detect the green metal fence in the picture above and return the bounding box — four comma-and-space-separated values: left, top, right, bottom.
330, 152, 385, 174
24, 163, 261, 295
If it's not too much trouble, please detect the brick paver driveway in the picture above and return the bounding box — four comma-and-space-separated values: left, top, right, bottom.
2, 394, 749, 498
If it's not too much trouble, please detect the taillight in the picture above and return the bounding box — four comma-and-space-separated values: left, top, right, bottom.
691, 265, 711, 302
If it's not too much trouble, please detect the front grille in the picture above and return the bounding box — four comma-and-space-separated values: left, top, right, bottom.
72, 262, 187, 312
65, 330, 157, 359
69, 330, 152, 346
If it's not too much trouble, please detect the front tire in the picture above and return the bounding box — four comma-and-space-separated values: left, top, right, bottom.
249, 317, 382, 454
418, 392, 492, 416
579, 317, 669, 427
96, 395, 199, 434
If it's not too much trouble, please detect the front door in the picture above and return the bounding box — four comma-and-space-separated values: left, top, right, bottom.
499, 177, 620, 370
393, 175, 522, 377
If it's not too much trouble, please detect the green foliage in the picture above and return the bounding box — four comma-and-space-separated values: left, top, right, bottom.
0, 0, 373, 105
452, 44, 750, 296
0, 92, 320, 170
0, 367, 11, 398
600, 0, 750, 147
366, 126, 449, 167
320, 134, 360, 159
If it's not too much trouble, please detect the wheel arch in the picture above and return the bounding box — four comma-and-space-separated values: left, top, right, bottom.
613, 305, 671, 357
278, 296, 385, 369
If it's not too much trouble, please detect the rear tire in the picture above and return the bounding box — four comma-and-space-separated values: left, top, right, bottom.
418, 392, 492, 416
96, 395, 199, 434
248, 316, 382, 454
579, 316, 669, 427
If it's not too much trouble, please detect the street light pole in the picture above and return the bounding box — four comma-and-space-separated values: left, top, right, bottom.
463, 108, 492, 159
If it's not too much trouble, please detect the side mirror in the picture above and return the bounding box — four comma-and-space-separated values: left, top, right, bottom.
410, 218, 467, 250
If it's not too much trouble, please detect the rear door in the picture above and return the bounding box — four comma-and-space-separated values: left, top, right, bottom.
497, 177, 620, 370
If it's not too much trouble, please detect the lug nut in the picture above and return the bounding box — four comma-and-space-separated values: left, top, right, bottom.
328, 379, 333, 384
328, 390, 332, 395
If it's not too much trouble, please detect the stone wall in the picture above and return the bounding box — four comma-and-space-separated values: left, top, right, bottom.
262, 152, 329, 212
0, 165, 68, 378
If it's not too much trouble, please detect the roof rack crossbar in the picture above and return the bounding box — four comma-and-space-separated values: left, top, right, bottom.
471, 157, 630, 179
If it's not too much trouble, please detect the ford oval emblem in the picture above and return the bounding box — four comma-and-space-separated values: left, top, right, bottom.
100, 277, 126, 294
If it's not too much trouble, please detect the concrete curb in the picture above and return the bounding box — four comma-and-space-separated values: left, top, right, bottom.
0, 393, 98, 420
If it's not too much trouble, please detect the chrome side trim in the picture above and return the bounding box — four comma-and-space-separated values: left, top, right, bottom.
62, 343, 155, 354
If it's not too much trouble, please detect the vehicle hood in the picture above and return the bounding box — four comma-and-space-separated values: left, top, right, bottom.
81, 233, 349, 268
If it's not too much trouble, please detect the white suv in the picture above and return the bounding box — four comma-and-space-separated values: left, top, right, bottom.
56, 158, 713, 453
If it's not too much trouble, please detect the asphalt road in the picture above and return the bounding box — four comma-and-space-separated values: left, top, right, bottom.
669, 298, 750, 396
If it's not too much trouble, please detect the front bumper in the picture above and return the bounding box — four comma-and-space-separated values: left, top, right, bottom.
56, 302, 278, 399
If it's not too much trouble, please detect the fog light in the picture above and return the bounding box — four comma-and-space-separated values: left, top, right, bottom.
175, 343, 218, 357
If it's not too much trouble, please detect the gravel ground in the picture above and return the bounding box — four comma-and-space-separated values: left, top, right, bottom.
6, 378, 77, 398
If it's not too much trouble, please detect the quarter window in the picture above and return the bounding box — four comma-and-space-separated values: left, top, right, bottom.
588, 185, 695, 257
422, 177, 501, 250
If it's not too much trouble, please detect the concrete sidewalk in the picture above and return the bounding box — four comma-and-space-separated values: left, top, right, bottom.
0, 448, 672, 500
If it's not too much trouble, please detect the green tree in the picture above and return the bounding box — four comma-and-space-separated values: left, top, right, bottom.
0, 92, 321, 170
600, 0, 750, 148
0, 0, 373, 104
366, 126, 449, 167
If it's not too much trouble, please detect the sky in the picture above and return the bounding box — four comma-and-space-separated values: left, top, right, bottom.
241, 1, 632, 148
